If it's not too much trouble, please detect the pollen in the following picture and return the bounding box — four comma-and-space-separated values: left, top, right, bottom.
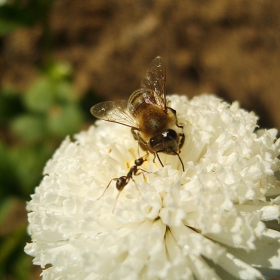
125, 160, 130, 169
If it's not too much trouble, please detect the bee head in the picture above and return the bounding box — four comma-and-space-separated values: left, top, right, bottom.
149, 129, 179, 154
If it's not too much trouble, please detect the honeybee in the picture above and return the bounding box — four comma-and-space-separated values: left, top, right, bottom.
91, 56, 185, 172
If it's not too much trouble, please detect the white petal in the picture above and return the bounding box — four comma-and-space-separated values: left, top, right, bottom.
25, 94, 280, 279
217, 252, 264, 280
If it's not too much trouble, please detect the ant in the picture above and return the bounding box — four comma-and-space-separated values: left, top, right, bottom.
97, 155, 148, 211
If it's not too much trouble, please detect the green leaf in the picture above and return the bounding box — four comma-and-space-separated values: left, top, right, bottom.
0, 141, 19, 197
11, 114, 45, 143
9, 144, 52, 195
13, 253, 35, 280
0, 87, 24, 125
0, 18, 22, 36
24, 78, 56, 113
0, 197, 19, 227
0, 5, 35, 36
47, 104, 84, 138
55, 81, 76, 103
47, 61, 72, 80
0, 217, 28, 279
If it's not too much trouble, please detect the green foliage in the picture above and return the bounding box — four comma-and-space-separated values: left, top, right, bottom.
0, 198, 31, 280
0, 0, 55, 36
2, 62, 85, 195
0, 62, 86, 279
11, 115, 46, 142
0, 2, 104, 278
0, 88, 24, 125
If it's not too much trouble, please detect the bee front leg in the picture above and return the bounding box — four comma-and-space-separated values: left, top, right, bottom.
131, 129, 149, 153
131, 128, 139, 141
179, 133, 185, 151
168, 107, 184, 129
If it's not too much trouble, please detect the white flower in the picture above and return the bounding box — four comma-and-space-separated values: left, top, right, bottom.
25, 94, 280, 280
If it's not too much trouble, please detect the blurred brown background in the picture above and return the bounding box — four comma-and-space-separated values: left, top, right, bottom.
1, 0, 280, 130
1, 1, 280, 279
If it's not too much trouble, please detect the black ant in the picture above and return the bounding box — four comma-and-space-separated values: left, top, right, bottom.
97, 155, 148, 211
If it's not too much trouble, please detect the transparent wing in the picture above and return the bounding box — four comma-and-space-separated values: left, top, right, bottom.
140, 56, 167, 110
90, 100, 139, 129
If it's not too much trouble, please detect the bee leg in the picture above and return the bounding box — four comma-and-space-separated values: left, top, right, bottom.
133, 131, 149, 153
168, 107, 184, 129
139, 152, 149, 164
179, 133, 185, 150
176, 121, 184, 129
137, 142, 141, 157
131, 128, 139, 141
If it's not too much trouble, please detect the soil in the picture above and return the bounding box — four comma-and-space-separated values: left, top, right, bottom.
1, 0, 280, 131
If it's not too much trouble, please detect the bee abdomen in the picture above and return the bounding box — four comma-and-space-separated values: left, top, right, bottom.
128, 88, 156, 116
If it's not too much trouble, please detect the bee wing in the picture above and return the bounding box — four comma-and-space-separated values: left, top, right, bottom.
90, 100, 139, 129
140, 56, 167, 110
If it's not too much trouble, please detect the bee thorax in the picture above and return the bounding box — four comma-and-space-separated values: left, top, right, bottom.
139, 107, 169, 136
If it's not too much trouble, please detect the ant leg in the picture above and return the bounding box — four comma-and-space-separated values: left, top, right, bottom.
133, 167, 148, 189
96, 178, 116, 200
129, 175, 144, 201
130, 176, 140, 192
112, 191, 122, 213
134, 168, 148, 176
140, 169, 150, 187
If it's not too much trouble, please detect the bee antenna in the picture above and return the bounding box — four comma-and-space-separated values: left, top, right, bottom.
173, 150, 185, 172
156, 153, 164, 167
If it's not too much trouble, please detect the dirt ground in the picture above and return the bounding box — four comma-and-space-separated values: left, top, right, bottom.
1, 0, 280, 130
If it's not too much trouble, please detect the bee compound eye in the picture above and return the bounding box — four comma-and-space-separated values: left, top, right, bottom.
149, 135, 161, 150
163, 129, 177, 140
